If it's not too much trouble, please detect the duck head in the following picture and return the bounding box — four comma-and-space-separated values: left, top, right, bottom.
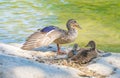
85, 40, 96, 50
72, 43, 79, 51
66, 19, 82, 30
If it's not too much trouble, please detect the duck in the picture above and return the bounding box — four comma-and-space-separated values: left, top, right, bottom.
70, 40, 98, 64
68, 43, 79, 58
21, 19, 82, 54
85, 40, 96, 50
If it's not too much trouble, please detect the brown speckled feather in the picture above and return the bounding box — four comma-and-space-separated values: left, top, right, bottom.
21, 30, 62, 50
21, 19, 81, 51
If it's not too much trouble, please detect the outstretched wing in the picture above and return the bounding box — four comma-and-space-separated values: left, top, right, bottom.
21, 26, 62, 50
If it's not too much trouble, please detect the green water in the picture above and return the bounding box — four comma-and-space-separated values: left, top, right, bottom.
0, 0, 120, 52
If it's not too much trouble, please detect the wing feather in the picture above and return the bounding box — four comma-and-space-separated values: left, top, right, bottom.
21, 30, 62, 50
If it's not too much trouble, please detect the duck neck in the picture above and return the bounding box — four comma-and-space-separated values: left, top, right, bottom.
67, 28, 78, 37
72, 44, 78, 51
91, 43, 96, 50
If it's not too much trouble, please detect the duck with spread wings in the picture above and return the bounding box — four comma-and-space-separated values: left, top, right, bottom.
21, 19, 82, 54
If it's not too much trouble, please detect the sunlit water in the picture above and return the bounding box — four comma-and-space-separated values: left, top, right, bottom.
1, 0, 120, 48
0, 0, 63, 43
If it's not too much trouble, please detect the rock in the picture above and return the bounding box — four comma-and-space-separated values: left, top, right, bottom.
0, 54, 81, 78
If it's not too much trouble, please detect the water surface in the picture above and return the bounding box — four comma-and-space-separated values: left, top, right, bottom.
0, 0, 61, 43
0, 0, 120, 49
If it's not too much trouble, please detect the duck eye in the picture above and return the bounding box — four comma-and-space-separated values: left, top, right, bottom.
73, 21, 76, 23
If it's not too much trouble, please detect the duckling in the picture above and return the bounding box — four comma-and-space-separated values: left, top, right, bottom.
71, 40, 98, 64
21, 19, 82, 54
85, 40, 96, 50
68, 43, 79, 58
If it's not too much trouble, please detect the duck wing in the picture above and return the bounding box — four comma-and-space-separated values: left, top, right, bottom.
21, 26, 63, 50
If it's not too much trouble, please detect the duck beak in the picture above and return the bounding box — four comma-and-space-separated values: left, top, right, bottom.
77, 25, 82, 29
74, 23, 82, 29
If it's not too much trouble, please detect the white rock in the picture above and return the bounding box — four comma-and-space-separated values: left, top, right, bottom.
107, 69, 120, 78
87, 58, 114, 76
102, 53, 120, 68
1, 42, 120, 78
0, 54, 82, 78
0, 43, 33, 58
